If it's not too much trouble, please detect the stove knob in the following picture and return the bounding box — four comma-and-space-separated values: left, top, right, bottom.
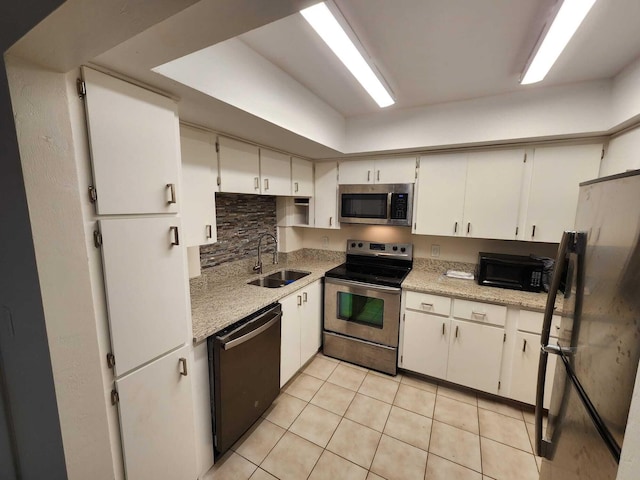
392, 246, 398, 251
358, 242, 363, 248
351, 242, 356, 248
400, 247, 406, 253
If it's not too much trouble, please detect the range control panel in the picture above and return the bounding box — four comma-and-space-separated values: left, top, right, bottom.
346, 240, 413, 260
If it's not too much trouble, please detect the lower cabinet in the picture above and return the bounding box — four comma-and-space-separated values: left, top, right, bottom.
115, 345, 197, 480
280, 279, 323, 387
401, 311, 450, 379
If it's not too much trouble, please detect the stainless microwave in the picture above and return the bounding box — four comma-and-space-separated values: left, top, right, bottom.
338, 184, 413, 226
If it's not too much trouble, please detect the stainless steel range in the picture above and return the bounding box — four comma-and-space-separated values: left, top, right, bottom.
323, 240, 413, 375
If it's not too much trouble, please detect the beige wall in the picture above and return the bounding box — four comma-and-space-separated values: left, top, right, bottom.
601, 126, 640, 177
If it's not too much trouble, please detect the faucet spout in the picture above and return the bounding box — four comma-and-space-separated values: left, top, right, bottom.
253, 233, 278, 274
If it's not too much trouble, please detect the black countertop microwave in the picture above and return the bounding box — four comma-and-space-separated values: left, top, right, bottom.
476, 252, 544, 292
338, 183, 413, 226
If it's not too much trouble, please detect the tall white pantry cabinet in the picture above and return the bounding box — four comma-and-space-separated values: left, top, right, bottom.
81, 67, 197, 480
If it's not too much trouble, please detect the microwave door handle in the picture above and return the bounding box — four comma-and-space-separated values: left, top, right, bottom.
387, 193, 392, 221
535, 230, 575, 458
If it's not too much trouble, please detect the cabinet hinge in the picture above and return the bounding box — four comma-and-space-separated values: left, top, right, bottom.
77, 79, 86, 98
106, 353, 116, 369
215, 141, 219, 153
93, 230, 103, 248
498, 381, 501, 390
88, 185, 97, 203
503, 333, 506, 343
110, 389, 119, 405
601, 147, 605, 160
523, 153, 527, 163
216, 176, 221, 186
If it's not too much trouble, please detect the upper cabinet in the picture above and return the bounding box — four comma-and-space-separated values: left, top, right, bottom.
314, 161, 339, 229
217, 136, 260, 194
338, 156, 417, 184
260, 149, 291, 196
82, 67, 181, 215
180, 126, 217, 246
463, 149, 526, 240
521, 144, 602, 243
291, 157, 314, 197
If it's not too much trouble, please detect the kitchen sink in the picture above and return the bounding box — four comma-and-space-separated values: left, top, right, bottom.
247, 269, 311, 288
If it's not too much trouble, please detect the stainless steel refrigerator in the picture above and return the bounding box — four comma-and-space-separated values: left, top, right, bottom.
535, 169, 640, 480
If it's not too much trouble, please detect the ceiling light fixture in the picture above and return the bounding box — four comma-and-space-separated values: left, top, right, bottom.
520, 0, 597, 85
301, 2, 395, 108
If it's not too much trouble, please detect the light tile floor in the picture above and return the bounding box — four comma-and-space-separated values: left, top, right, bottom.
204, 353, 544, 480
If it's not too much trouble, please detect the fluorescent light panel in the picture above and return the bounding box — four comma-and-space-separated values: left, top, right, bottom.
301, 2, 394, 108
521, 0, 597, 85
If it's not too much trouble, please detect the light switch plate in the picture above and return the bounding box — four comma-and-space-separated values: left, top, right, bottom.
321, 236, 329, 248
431, 244, 440, 257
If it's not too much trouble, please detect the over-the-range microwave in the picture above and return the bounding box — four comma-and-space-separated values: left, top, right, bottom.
338, 183, 413, 227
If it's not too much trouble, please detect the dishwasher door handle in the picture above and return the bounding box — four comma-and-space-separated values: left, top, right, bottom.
221, 313, 281, 350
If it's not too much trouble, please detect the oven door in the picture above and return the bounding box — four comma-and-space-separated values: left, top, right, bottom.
324, 277, 401, 347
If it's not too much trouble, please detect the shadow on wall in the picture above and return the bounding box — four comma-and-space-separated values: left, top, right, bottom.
200, 193, 277, 268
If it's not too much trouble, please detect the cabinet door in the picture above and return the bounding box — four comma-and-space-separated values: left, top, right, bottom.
401, 311, 450, 380
338, 159, 375, 184
82, 67, 180, 215
314, 161, 339, 229
280, 292, 302, 387
300, 280, 323, 365
414, 153, 467, 236
99, 217, 189, 375
463, 149, 526, 240
116, 346, 196, 480
447, 320, 504, 394
374, 157, 417, 184
261, 149, 291, 195
510, 331, 556, 408
180, 126, 217, 246
292, 157, 314, 197
218, 137, 260, 194
524, 144, 602, 243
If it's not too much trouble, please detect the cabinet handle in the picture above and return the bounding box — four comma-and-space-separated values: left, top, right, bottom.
420, 302, 433, 310
303, 292, 308, 303
376, 170, 380, 181
471, 310, 486, 318
254, 177, 259, 190
523, 339, 527, 352
442, 323, 445, 336
264, 178, 269, 191
206, 224, 212, 239
170, 226, 180, 246
454, 222, 458, 233
329, 216, 333, 227
294, 182, 299, 193
367, 170, 371, 181
455, 325, 459, 338
467, 222, 471, 234
166, 183, 177, 204
297, 295, 302, 306
532, 225, 536, 238
179, 357, 188, 376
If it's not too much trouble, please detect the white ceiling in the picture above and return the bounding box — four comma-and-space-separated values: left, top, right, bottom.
240, 0, 640, 117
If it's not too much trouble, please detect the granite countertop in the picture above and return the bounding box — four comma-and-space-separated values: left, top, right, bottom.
190, 250, 344, 344
402, 259, 562, 312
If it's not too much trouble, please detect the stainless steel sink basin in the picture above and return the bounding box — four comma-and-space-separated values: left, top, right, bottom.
247, 270, 311, 288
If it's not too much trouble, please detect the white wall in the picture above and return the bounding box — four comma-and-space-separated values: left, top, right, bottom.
6, 55, 121, 480
601, 126, 640, 176
611, 56, 640, 129
300, 225, 558, 264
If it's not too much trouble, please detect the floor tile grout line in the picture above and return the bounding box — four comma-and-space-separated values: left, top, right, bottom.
477, 396, 484, 476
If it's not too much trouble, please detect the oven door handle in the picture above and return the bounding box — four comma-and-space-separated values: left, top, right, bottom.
325, 277, 401, 294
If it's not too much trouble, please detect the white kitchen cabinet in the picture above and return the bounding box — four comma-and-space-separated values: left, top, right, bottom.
314, 161, 339, 229
463, 149, 526, 240
98, 217, 189, 376
291, 157, 314, 197
509, 331, 556, 408
338, 157, 416, 184
447, 319, 505, 394
260, 149, 291, 196
401, 310, 450, 379
280, 280, 323, 387
522, 144, 602, 243
414, 153, 467, 236
115, 345, 196, 480
82, 67, 181, 215
218, 136, 260, 194
180, 126, 217, 246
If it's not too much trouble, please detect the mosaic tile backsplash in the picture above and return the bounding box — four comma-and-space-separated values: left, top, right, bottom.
200, 193, 277, 269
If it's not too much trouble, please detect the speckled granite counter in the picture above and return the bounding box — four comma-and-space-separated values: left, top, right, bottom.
190, 250, 344, 343
402, 258, 562, 312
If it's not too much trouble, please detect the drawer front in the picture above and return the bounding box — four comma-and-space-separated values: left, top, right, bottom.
452, 299, 506, 327
405, 291, 452, 317
518, 309, 562, 336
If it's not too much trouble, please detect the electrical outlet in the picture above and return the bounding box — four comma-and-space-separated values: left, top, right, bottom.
431, 244, 440, 258
321, 236, 329, 248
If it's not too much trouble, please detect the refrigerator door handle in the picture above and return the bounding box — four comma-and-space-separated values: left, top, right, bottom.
535, 230, 574, 458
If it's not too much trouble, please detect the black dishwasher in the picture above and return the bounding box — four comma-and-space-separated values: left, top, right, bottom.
207, 303, 281, 456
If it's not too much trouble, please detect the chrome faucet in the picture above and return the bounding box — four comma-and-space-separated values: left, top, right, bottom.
253, 233, 278, 274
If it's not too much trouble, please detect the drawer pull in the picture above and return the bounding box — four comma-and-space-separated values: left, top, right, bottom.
421, 302, 434, 309
471, 311, 487, 318
166, 183, 177, 204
